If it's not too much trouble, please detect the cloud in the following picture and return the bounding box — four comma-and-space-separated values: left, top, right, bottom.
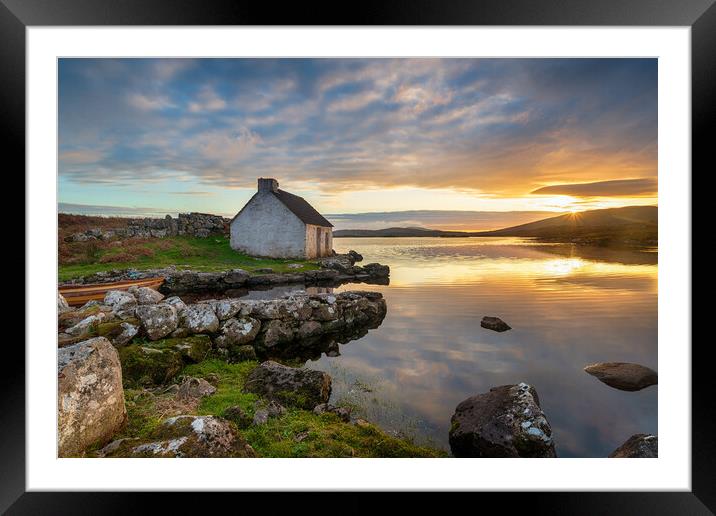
59, 58, 658, 201
531, 178, 657, 197
188, 85, 227, 113
127, 93, 175, 111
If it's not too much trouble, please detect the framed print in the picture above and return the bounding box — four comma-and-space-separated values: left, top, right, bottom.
5, 0, 708, 512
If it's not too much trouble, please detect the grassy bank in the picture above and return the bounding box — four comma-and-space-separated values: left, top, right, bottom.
59, 234, 319, 281
117, 359, 445, 458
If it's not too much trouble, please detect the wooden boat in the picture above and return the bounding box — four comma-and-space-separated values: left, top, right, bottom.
59, 277, 165, 306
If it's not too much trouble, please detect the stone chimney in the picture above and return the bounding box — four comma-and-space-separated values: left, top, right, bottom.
258, 178, 279, 193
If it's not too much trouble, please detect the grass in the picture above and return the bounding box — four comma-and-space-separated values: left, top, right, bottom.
58, 234, 320, 281
126, 359, 446, 458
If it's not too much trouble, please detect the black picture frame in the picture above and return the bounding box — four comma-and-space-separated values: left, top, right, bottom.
4, 0, 706, 513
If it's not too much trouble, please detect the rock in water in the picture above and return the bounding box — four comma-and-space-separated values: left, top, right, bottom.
244, 360, 332, 409
58, 337, 127, 456
449, 383, 556, 458
609, 434, 658, 457
583, 362, 657, 391
481, 316, 511, 332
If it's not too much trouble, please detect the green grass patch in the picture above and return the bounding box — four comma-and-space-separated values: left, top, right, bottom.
117, 388, 164, 440
179, 359, 445, 458
181, 359, 260, 417
242, 410, 446, 458
58, 235, 319, 281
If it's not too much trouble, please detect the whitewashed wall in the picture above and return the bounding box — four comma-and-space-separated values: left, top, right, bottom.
230, 193, 307, 258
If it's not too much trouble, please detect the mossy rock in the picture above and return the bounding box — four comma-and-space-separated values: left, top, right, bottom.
229, 344, 257, 362
146, 335, 212, 362
119, 344, 184, 387
97, 415, 257, 458
96, 318, 139, 339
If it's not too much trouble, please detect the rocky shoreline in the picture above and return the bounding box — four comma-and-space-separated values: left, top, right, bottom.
59, 252, 390, 294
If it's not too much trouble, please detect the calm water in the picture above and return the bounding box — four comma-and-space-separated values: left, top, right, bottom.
300, 237, 658, 457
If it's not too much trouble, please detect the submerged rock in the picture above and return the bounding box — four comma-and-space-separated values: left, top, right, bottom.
480, 316, 511, 332
58, 337, 127, 457
584, 362, 657, 391
99, 415, 256, 458
449, 383, 556, 458
244, 360, 332, 409
609, 434, 658, 458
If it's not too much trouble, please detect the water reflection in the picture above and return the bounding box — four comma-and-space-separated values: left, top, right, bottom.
299, 237, 658, 458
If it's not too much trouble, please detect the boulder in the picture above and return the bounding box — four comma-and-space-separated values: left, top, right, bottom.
181, 304, 220, 333
481, 316, 511, 332
135, 304, 178, 340
65, 313, 105, 338
170, 335, 212, 362
104, 290, 137, 312
347, 250, 363, 263
99, 415, 256, 458
58, 293, 71, 314
163, 296, 187, 316
129, 286, 164, 304
58, 337, 127, 456
449, 383, 556, 458
230, 344, 257, 362
608, 434, 658, 458
583, 362, 657, 391
244, 361, 332, 409
118, 344, 184, 386
313, 403, 351, 422
223, 269, 250, 285
214, 317, 261, 349
176, 377, 217, 400
97, 320, 139, 347
212, 299, 245, 320
261, 319, 295, 348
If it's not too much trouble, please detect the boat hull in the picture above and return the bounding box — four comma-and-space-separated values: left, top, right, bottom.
59, 277, 165, 306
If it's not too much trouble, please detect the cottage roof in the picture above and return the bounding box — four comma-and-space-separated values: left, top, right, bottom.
231, 188, 334, 227
272, 189, 334, 227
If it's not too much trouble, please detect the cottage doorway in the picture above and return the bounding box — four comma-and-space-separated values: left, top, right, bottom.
315, 227, 321, 257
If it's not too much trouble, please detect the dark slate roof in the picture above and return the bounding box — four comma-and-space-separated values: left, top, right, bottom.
272, 189, 333, 227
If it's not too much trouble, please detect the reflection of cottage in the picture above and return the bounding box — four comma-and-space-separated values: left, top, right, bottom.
230, 178, 334, 259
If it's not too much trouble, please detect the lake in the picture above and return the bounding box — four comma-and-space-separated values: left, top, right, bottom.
300, 237, 658, 457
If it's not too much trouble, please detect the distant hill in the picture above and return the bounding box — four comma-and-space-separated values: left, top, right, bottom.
333, 227, 471, 238
334, 206, 658, 246
479, 205, 657, 246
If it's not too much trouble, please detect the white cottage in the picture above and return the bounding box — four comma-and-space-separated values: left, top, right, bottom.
230, 178, 334, 259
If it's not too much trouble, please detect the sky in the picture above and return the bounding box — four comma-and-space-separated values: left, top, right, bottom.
58, 58, 657, 231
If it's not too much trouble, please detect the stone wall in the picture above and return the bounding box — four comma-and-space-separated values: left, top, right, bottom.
58, 289, 388, 383
68, 212, 230, 241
